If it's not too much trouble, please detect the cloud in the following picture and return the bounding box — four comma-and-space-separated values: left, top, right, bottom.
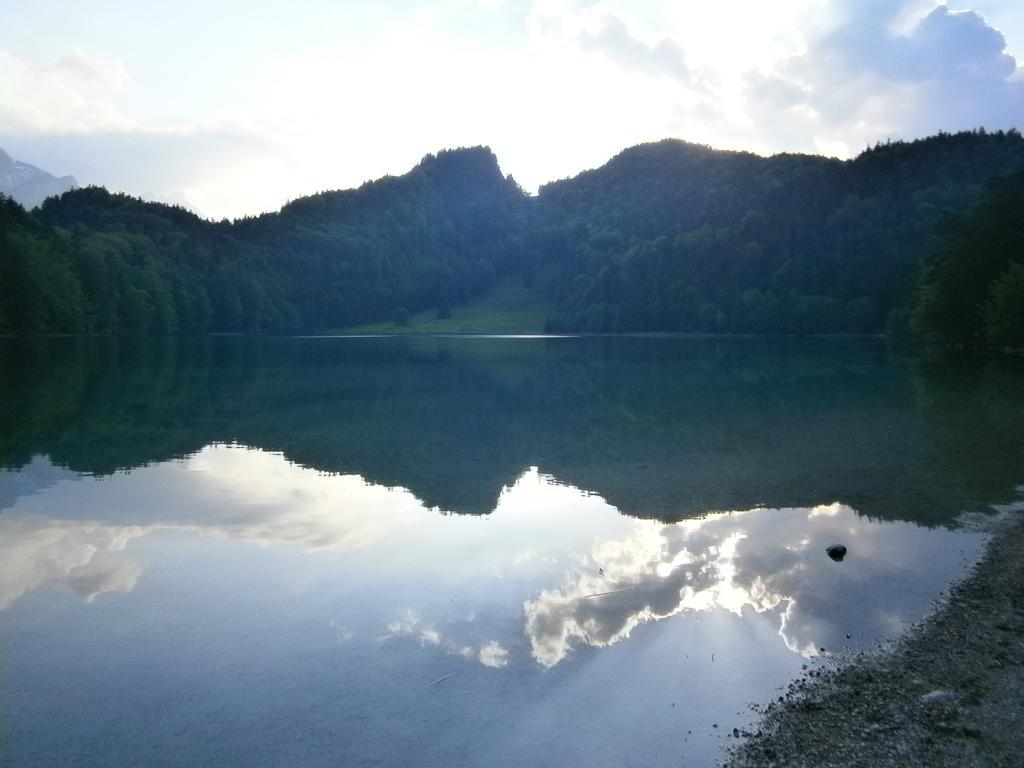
0, 49, 134, 135
523, 504, 985, 666
817, 2, 1015, 82
0, 48, 288, 218
742, 1, 1024, 154
50, 51, 131, 90
579, 12, 690, 83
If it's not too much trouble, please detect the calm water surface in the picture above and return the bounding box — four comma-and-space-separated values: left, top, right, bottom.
1, 336, 1022, 767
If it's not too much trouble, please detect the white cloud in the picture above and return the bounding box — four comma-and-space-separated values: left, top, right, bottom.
0, 49, 134, 134
0, 48, 289, 218
50, 51, 131, 90
578, 12, 690, 84
740, 2, 1024, 155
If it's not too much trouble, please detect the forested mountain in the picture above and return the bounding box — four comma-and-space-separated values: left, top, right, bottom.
537, 130, 1024, 334
2, 147, 526, 334
2, 130, 1022, 338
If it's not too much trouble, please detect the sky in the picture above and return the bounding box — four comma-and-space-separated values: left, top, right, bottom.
1, 0, 1022, 219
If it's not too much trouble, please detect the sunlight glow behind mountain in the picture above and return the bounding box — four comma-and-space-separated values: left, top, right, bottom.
0, 0, 1021, 218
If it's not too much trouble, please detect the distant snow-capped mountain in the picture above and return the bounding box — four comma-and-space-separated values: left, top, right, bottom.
0, 148, 77, 209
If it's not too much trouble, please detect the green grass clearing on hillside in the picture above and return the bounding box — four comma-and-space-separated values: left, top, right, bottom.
334, 277, 553, 334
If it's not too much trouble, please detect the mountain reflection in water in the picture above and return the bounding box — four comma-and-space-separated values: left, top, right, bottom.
1, 335, 1020, 768
3, 335, 1024, 523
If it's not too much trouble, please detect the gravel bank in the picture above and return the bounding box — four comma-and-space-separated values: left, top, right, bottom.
724, 512, 1024, 768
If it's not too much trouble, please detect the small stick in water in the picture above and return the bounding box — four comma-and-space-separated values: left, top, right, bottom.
426, 673, 455, 688
581, 587, 634, 599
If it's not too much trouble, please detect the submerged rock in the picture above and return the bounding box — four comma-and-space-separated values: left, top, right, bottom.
826, 544, 848, 562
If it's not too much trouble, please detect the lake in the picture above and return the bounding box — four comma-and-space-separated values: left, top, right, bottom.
1, 335, 1022, 767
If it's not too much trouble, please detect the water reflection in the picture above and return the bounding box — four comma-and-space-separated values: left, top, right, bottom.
3, 335, 1023, 525
4, 337, 1021, 768
0, 511, 144, 610
1, 444, 987, 666
524, 503, 981, 665
0, 442, 998, 768
0, 445, 436, 610
383, 609, 511, 669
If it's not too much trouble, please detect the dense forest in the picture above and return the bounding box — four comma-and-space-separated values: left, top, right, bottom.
537, 130, 1024, 339
911, 171, 1024, 347
0, 148, 526, 335
2, 130, 1023, 344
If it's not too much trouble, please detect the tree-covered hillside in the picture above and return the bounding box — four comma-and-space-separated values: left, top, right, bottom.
912, 171, 1024, 348
537, 130, 1024, 334
1, 131, 1022, 338
2, 147, 526, 334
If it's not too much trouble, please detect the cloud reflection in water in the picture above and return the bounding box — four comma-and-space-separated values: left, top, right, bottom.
0, 445, 986, 672
0, 445, 436, 610
524, 503, 984, 666
383, 608, 511, 669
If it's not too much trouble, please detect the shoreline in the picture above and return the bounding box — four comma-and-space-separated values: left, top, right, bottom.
723, 511, 1024, 767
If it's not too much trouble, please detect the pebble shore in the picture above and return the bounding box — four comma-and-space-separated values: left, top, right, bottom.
724, 512, 1024, 768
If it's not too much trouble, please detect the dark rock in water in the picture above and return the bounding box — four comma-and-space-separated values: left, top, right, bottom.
826, 544, 848, 562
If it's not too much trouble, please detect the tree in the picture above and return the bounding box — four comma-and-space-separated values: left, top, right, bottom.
912, 172, 1024, 347
983, 263, 1024, 347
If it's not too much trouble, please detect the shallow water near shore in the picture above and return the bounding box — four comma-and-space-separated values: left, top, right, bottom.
1, 335, 1022, 767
